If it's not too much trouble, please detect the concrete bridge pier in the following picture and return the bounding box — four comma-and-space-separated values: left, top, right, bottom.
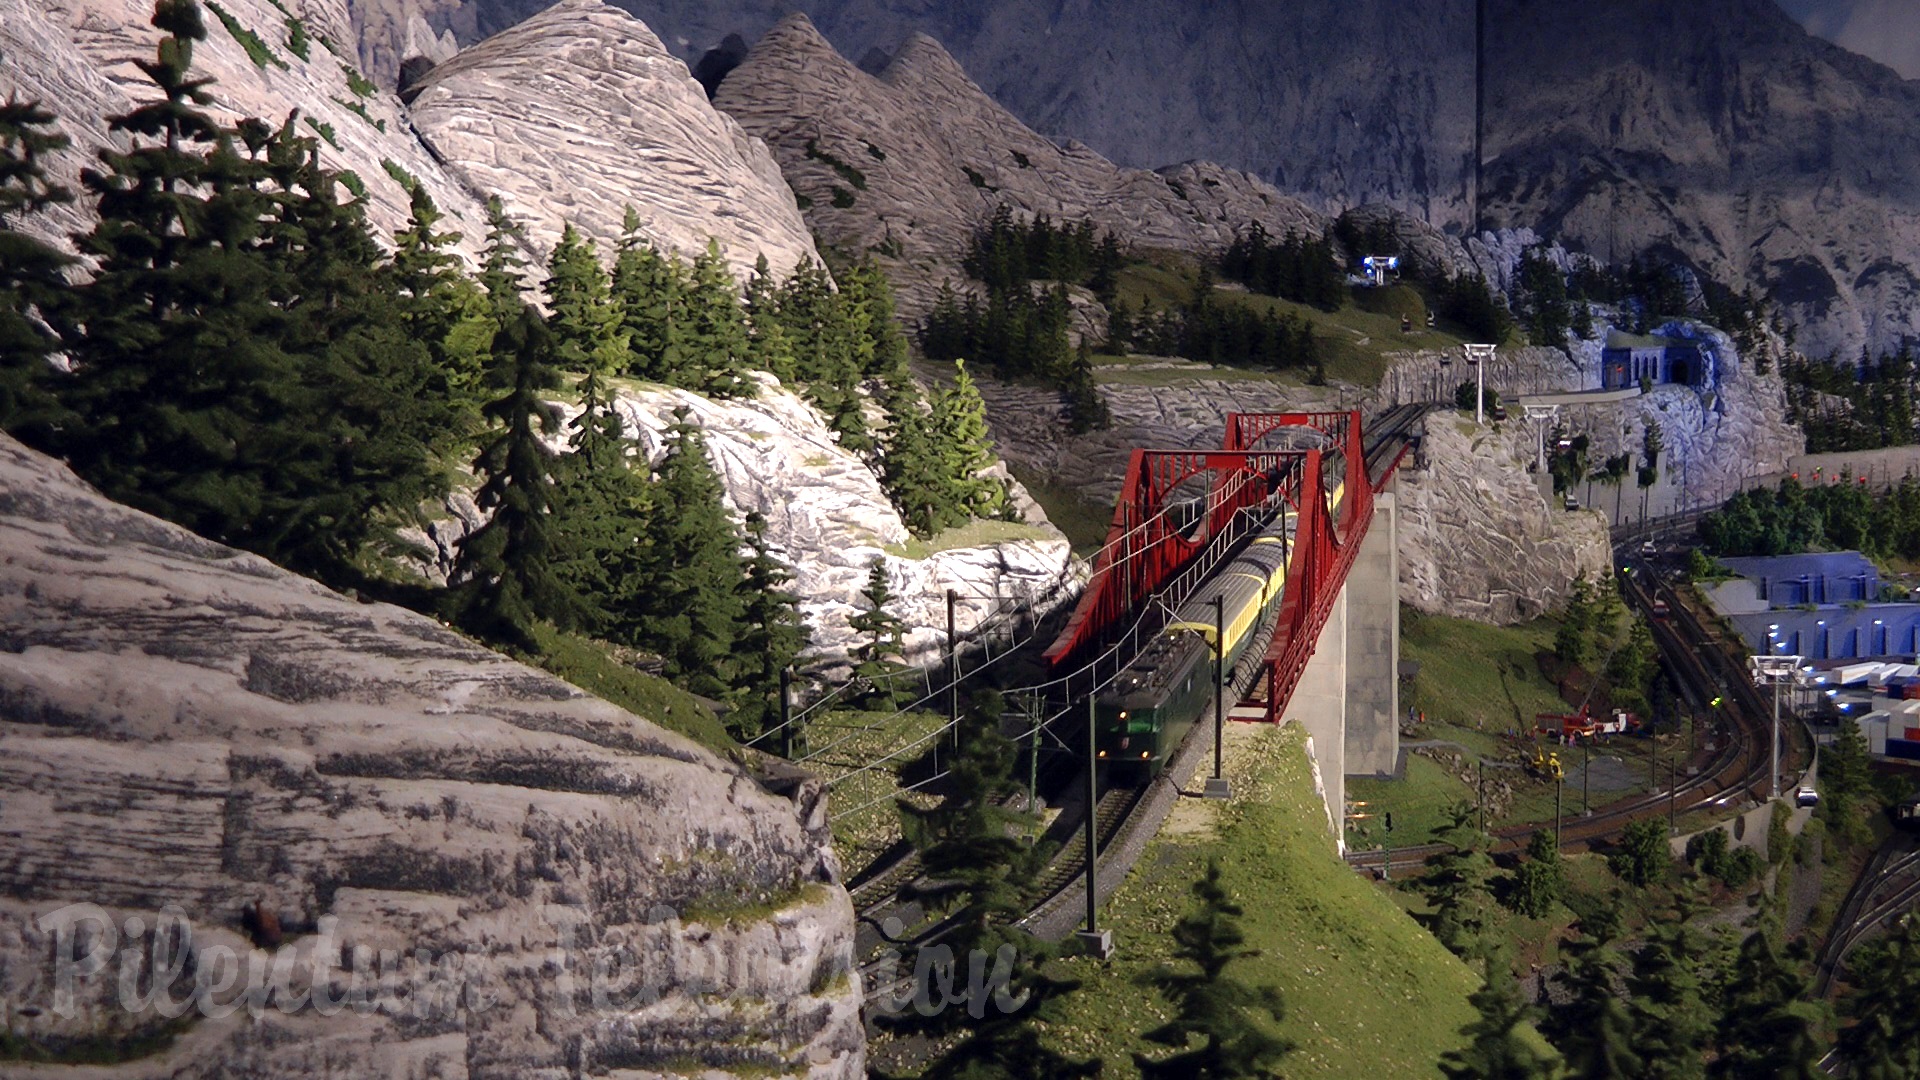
1281, 488, 1401, 852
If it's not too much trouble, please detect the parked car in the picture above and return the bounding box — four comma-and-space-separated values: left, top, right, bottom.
1796, 785, 1820, 808
1640, 539, 1658, 556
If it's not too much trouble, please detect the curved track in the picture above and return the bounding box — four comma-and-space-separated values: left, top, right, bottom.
1812, 834, 1920, 998
1346, 529, 1778, 874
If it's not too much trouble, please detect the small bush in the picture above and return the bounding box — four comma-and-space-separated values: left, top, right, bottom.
830, 186, 855, 209
336, 170, 367, 200
962, 164, 987, 188
284, 17, 310, 60
341, 62, 377, 97
1609, 818, 1670, 886
381, 158, 418, 192
303, 116, 340, 150
206, 1, 285, 69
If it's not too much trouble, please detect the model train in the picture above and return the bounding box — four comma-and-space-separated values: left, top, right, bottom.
1093, 470, 1346, 777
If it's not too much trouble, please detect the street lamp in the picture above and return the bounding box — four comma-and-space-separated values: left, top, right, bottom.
1362, 254, 1400, 287
1464, 343, 1497, 424
1750, 654, 1804, 800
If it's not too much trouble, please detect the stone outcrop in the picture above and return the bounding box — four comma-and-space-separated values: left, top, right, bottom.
711, 14, 1325, 317
1, 0, 498, 265
0, 431, 864, 1079
402, 375, 1079, 671
407, 0, 818, 286
5, 0, 816, 288
1395, 411, 1613, 623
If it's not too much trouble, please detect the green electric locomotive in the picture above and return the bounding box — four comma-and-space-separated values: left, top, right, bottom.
1094, 535, 1290, 775
1093, 473, 1347, 778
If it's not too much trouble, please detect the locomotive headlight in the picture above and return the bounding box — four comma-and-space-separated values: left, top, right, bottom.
1118, 710, 1129, 720
1097, 750, 1108, 758
1140, 751, 1150, 759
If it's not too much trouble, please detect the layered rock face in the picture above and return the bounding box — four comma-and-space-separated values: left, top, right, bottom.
2, 0, 499, 263
0, 431, 864, 1078
1395, 413, 1613, 623
4, 0, 816, 287
408, 0, 818, 285
400, 376, 1079, 670
351, 0, 1480, 231
1480, 0, 1920, 361
711, 14, 1325, 316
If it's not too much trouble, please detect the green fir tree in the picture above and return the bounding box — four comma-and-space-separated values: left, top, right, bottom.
1134, 859, 1294, 1080
930, 358, 1009, 520
1440, 953, 1563, 1080
730, 511, 809, 742
683, 237, 754, 398
637, 408, 746, 697
0, 71, 76, 444
848, 556, 910, 706
1546, 898, 1640, 1079
450, 310, 587, 647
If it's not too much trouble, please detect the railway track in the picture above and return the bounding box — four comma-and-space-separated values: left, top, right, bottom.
1346, 535, 1776, 875
1812, 834, 1920, 997
844, 405, 1430, 1000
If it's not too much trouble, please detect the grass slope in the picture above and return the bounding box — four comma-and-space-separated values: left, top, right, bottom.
1110, 262, 1470, 388
1041, 724, 1477, 1078
524, 623, 736, 754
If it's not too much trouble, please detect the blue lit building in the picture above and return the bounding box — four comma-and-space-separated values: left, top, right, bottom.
1600, 329, 1707, 390
1705, 551, 1920, 660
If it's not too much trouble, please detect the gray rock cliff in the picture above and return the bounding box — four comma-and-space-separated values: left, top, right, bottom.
710, 14, 1325, 318
0, 431, 864, 1078
407, 0, 819, 286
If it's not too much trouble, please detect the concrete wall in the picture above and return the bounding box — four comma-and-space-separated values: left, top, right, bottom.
1287, 588, 1349, 852
1345, 490, 1400, 777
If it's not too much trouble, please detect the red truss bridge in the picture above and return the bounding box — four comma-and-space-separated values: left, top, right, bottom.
1042, 406, 1422, 724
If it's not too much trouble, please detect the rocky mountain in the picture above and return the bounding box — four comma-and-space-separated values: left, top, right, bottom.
353, 0, 1920, 358
711, 14, 1326, 315
346, 0, 1480, 232
407, 0, 817, 283
1479, 0, 1920, 362
3, 0, 813, 287
0, 431, 864, 1078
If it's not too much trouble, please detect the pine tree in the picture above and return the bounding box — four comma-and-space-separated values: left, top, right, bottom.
637, 408, 746, 698
0, 72, 76, 445
843, 259, 912, 387
743, 254, 796, 384
542, 223, 630, 468
478, 196, 530, 323
848, 556, 910, 706
1556, 575, 1594, 665
389, 185, 490, 421
881, 387, 958, 537
1423, 803, 1497, 959
1134, 859, 1294, 1080
1547, 898, 1640, 1079
1441, 953, 1564, 1079
1062, 340, 1111, 434
1508, 829, 1564, 918
683, 237, 754, 398
611, 210, 690, 386
1626, 897, 1712, 1080
730, 511, 809, 742
1837, 915, 1920, 1078
891, 692, 1096, 1080
450, 309, 586, 648
779, 259, 871, 453
259, 123, 460, 578
930, 359, 1009, 520
1710, 932, 1824, 1080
